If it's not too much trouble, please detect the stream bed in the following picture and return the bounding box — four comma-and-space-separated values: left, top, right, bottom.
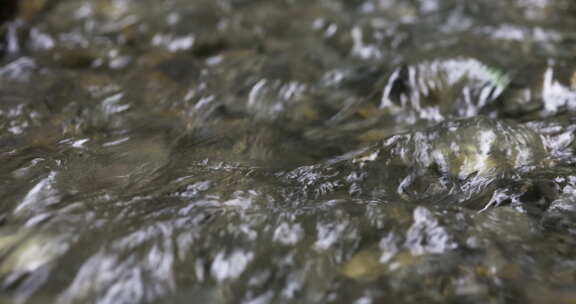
1, 0, 576, 303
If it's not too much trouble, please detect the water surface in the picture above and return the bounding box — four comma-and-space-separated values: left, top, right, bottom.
1, 0, 576, 303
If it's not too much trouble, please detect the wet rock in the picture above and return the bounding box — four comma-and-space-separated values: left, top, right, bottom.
0, 229, 70, 297
280, 116, 549, 208
380, 58, 510, 122
340, 246, 420, 282
474, 207, 535, 242
401, 117, 547, 179
340, 246, 383, 281
541, 184, 576, 235
358, 117, 546, 202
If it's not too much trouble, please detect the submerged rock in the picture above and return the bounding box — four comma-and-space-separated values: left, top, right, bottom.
56, 136, 170, 195
283, 116, 549, 208
394, 116, 547, 179
381, 117, 548, 207
0, 228, 70, 298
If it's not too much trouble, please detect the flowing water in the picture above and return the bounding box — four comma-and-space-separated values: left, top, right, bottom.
1, 0, 576, 303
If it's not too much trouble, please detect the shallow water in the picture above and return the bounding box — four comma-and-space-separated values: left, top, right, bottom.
1, 0, 576, 303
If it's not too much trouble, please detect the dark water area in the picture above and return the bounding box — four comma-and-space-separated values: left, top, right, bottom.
1, 0, 576, 303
